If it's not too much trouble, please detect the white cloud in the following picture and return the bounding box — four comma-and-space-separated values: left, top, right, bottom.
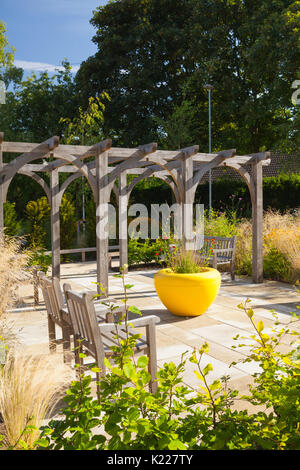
14, 60, 80, 74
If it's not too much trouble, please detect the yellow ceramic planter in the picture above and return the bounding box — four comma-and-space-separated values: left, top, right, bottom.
154, 268, 221, 317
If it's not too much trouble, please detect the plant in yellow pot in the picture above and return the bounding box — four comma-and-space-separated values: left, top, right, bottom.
154, 246, 221, 317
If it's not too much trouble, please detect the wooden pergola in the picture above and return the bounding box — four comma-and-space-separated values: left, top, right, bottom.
0, 133, 270, 293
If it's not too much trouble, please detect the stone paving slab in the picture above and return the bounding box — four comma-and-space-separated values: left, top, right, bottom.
8, 261, 300, 409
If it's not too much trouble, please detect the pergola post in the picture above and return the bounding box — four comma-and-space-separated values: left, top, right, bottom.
252, 160, 263, 283
50, 168, 60, 279
119, 171, 128, 272
96, 149, 109, 295
181, 154, 194, 250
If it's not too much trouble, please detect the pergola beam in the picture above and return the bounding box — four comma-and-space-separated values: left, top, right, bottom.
0, 135, 270, 285
14, 158, 270, 176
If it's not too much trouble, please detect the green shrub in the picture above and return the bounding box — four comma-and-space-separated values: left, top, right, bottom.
24, 194, 77, 254
60, 194, 77, 250
128, 237, 170, 266
196, 173, 300, 214
84, 198, 96, 247
25, 197, 50, 249
263, 247, 291, 282
204, 209, 238, 237
3, 201, 21, 237
26, 250, 52, 274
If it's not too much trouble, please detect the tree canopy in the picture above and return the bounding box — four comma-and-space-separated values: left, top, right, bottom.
0, 60, 78, 142
76, 0, 300, 153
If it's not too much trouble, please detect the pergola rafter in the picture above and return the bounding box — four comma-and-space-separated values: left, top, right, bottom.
0, 133, 270, 292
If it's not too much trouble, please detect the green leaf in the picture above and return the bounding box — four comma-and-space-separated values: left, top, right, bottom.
128, 305, 142, 316
137, 355, 148, 368
202, 363, 213, 376
104, 357, 111, 369
194, 369, 204, 381
247, 308, 254, 318
124, 362, 137, 381
168, 439, 187, 450
257, 320, 264, 333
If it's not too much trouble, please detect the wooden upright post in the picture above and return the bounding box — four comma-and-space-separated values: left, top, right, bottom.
181, 155, 194, 250
119, 171, 128, 273
96, 149, 109, 295
252, 160, 263, 283
50, 168, 60, 279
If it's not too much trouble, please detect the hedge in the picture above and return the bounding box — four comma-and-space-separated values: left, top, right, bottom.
130, 173, 300, 215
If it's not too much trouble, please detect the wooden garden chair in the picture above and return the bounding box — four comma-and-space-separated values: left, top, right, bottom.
198, 236, 237, 280
38, 272, 125, 364
63, 283, 160, 395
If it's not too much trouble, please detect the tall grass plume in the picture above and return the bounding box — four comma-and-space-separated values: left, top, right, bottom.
0, 352, 74, 449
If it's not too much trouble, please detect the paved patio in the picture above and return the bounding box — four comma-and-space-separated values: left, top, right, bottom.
10, 261, 300, 412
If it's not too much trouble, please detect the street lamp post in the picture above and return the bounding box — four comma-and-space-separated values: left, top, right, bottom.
204, 84, 213, 216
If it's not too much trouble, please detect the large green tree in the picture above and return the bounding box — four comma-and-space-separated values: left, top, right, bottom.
76, 0, 300, 153
76, 0, 197, 147
0, 61, 79, 224
0, 60, 78, 142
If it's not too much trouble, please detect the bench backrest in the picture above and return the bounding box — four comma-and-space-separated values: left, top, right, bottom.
203, 236, 237, 256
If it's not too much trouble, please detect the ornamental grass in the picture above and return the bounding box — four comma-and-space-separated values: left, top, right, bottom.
235, 209, 300, 282
0, 352, 74, 449
0, 234, 29, 350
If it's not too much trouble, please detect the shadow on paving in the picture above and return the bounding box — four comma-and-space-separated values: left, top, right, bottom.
251, 301, 299, 316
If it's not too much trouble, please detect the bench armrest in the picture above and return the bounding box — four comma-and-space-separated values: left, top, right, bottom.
99, 315, 160, 331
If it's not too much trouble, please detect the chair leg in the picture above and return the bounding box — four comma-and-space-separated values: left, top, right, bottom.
47, 315, 56, 354
212, 253, 217, 270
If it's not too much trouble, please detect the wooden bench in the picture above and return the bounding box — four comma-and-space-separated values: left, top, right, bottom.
45, 245, 120, 267
38, 272, 125, 364
63, 284, 160, 396
198, 236, 237, 280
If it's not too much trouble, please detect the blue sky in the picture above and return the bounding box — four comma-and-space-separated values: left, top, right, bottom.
1, 0, 108, 75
